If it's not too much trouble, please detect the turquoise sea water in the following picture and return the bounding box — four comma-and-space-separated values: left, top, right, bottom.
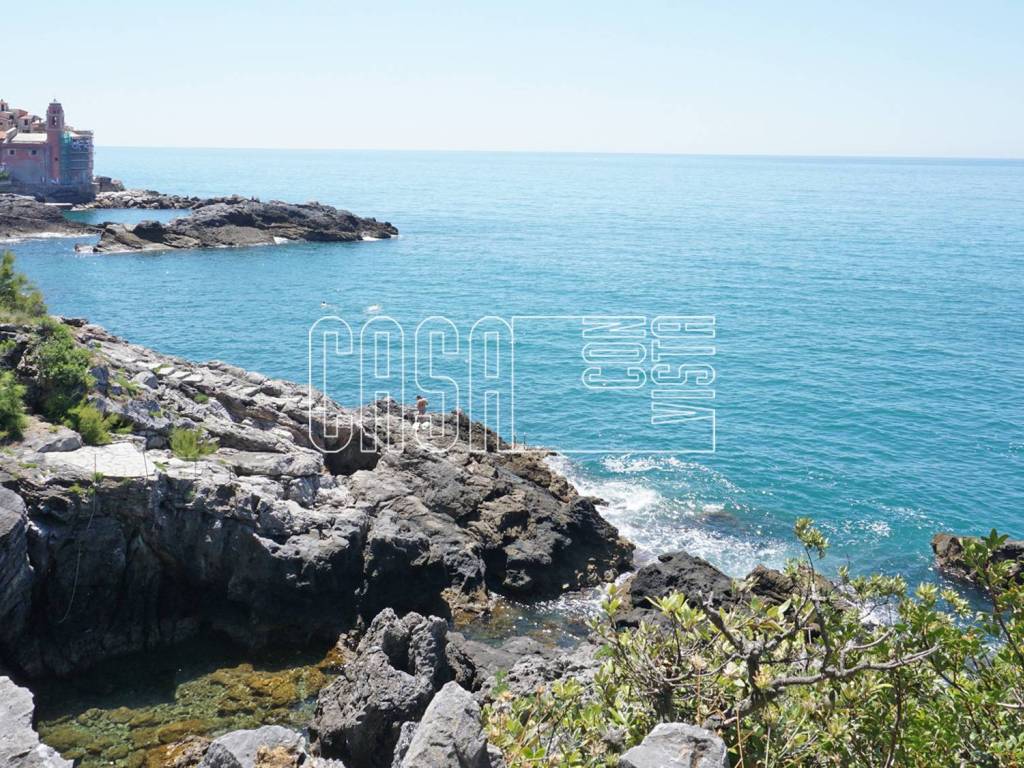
8, 148, 1024, 585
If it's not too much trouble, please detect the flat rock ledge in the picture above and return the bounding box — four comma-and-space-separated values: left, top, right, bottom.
85, 197, 398, 253
0, 319, 631, 678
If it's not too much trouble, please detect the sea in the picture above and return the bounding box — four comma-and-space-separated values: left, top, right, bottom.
9, 148, 1024, 587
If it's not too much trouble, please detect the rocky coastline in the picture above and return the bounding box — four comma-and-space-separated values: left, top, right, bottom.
0, 194, 91, 239
0, 191, 398, 250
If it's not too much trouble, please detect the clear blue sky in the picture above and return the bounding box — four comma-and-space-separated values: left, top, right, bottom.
5, 1, 1022, 157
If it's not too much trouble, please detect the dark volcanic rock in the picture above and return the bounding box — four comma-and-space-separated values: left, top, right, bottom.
932, 532, 1024, 585
87, 197, 398, 253
0, 194, 89, 239
0, 320, 630, 677
616, 551, 735, 627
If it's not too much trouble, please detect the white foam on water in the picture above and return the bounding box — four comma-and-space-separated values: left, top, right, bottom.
365, 304, 383, 314
546, 454, 789, 577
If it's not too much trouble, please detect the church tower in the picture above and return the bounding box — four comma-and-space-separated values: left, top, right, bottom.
46, 100, 65, 182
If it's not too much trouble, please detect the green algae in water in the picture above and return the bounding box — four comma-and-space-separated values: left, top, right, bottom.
33, 634, 343, 768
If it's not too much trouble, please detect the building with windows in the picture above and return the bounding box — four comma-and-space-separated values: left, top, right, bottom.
0, 99, 94, 200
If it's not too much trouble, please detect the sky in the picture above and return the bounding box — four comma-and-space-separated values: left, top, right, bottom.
4, 1, 1023, 157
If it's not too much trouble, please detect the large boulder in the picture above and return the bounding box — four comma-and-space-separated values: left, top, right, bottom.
618, 723, 728, 768
309, 610, 451, 768
397, 682, 491, 768
0, 676, 73, 767
617, 551, 735, 627
200, 726, 306, 768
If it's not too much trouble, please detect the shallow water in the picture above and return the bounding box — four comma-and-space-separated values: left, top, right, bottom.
11, 148, 1024, 586
34, 636, 341, 768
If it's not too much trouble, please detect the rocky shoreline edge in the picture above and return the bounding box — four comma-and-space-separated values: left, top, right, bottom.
0, 315, 1018, 767
0, 190, 398, 251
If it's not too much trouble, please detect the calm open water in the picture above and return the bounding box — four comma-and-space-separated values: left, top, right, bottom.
9, 148, 1024, 584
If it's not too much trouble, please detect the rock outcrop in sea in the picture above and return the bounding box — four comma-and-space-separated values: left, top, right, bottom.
74, 188, 204, 210
932, 531, 1024, 585
0, 194, 89, 239
86, 197, 398, 253
0, 318, 631, 679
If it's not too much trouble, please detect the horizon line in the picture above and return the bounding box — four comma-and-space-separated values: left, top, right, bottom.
94, 145, 1024, 163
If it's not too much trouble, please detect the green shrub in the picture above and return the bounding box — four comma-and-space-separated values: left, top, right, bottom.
0, 251, 47, 321
169, 426, 218, 461
0, 371, 27, 441
192, 392, 209, 404
32, 319, 93, 421
67, 403, 122, 446
485, 523, 1024, 768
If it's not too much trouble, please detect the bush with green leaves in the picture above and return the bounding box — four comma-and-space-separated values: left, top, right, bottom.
66, 402, 127, 446
31, 318, 93, 421
169, 426, 218, 461
0, 251, 47, 321
0, 371, 27, 441
484, 522, 1024, 768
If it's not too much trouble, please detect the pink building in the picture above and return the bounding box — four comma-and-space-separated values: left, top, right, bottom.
0, 99, 94, 199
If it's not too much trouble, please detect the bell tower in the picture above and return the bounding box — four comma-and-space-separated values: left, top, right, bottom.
46, 100, 65, 182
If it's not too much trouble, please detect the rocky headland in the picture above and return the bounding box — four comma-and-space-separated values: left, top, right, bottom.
0, 318, 631, 680
0, 191, 397, 250
0, 194, 90, 239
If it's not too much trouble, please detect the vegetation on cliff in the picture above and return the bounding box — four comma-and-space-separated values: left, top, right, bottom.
485, 522, 1024, 767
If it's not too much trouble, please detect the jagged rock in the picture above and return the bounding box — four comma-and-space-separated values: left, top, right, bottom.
310, 610, 450, 767
389, 722, 418, 768
616, 551, 735, 627
0, 194, 89, 239
445, 632, 561, 693
0, 490, 34, 675
200, 726, 306, 768
86, 198, 398, 253
74, 188, 202, 210
0, 676, 73, 767
618, 723, 728, 768
398, 682, 490, 768
932, 532, 1024, 584
0, 319, 631, 677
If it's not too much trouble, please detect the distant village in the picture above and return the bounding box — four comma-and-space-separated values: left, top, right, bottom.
0, 98, 105, 202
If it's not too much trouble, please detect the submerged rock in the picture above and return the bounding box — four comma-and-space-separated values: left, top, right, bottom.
86, 197, 398, 253
0, 320, 630, 677
0, 676, 73, 768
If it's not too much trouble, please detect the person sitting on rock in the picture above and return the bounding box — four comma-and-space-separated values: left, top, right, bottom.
416, 394, 429, 422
